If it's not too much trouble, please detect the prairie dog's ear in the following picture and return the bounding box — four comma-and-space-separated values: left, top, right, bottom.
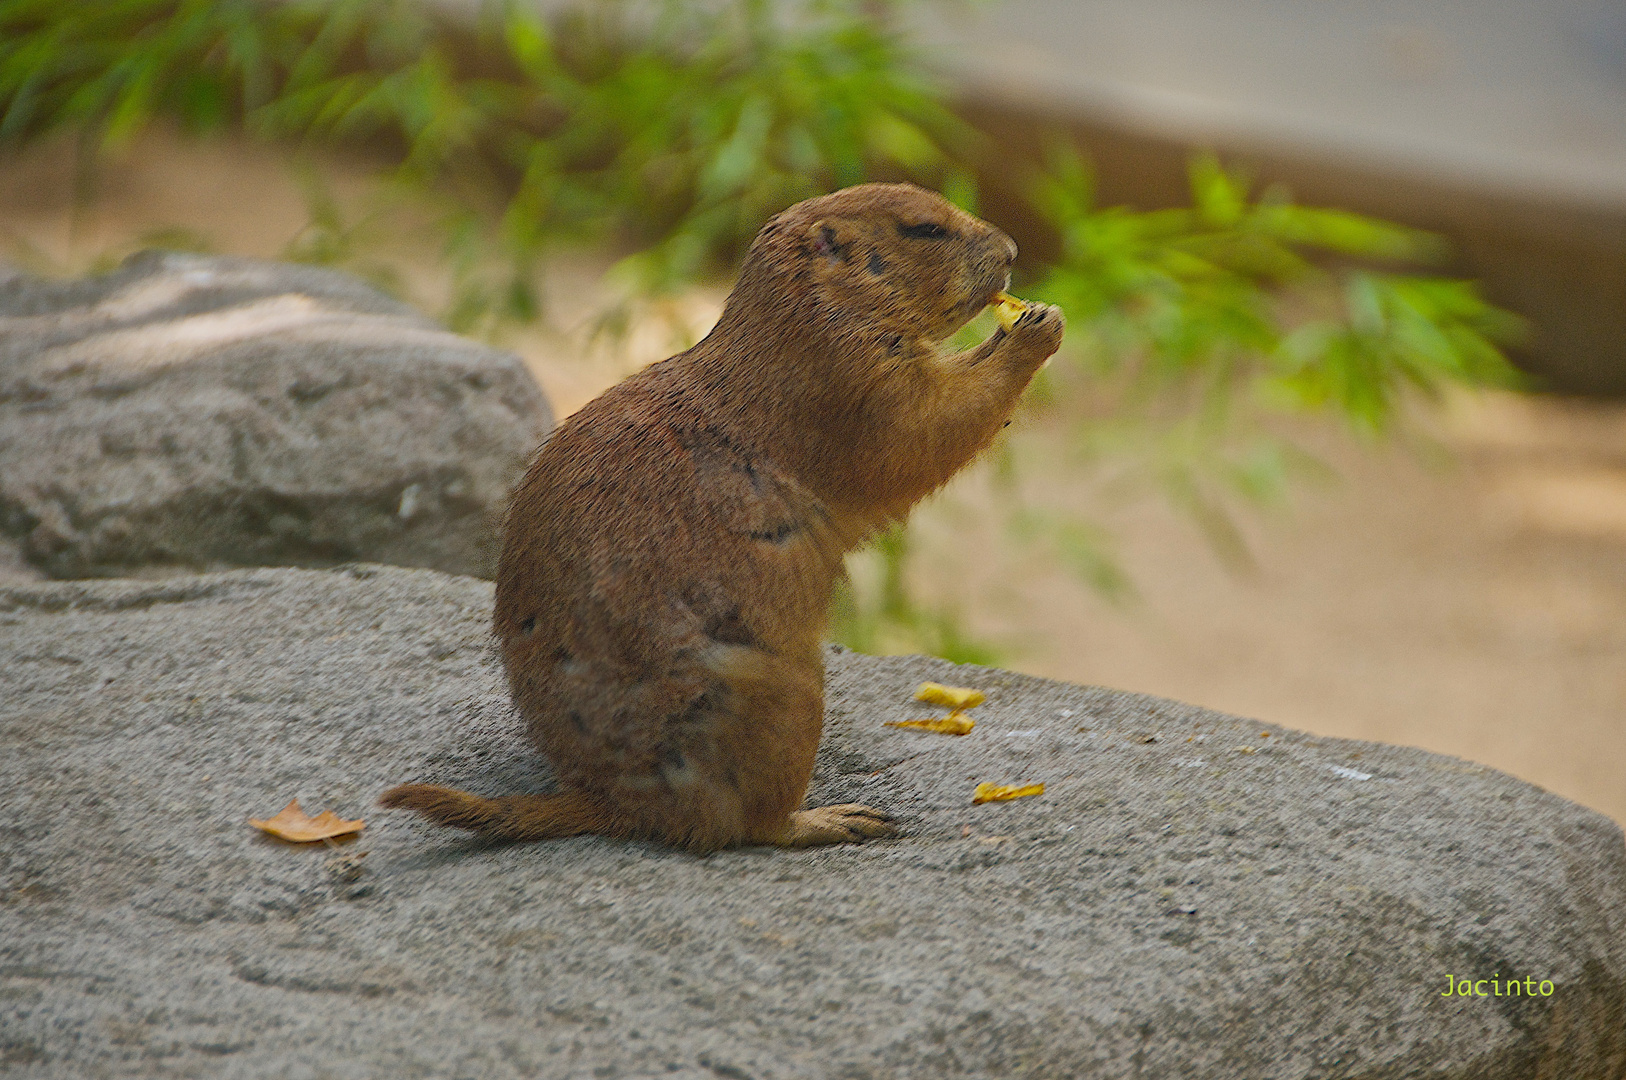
809, 220, 847, 262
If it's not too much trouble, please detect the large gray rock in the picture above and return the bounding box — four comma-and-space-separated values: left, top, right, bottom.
0, 252, 551, 580
1, 565, 1622, 1079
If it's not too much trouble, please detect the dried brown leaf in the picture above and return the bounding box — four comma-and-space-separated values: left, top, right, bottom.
249, 799, 365, 843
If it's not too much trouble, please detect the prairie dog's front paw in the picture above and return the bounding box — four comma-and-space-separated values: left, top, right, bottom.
1006, 300, 1065, 359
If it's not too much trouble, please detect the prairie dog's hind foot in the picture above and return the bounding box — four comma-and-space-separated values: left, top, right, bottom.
756, 804, 900, 848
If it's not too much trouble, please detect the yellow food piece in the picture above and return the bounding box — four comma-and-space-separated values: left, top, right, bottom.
992, 291, 1029, 332
914, 682, 986, 710
884, 713, 975, 736
972, 781, 1045, 804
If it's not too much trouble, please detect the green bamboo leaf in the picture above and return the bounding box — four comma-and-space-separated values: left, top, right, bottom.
864, 110, 940, 171
1188, 153, 1247, 227
1257, 204, 1446, 263
503, 6, 555, 82
698, 92, 773, 201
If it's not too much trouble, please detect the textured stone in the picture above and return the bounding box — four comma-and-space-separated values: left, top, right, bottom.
0, 565, 1622, 1079
0, 251, 551, 579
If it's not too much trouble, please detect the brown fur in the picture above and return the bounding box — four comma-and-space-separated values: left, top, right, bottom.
380, 183, 1064, 852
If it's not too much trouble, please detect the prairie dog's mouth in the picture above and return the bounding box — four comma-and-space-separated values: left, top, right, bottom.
940, 271, 1012, 341
976, 269, 1012, 321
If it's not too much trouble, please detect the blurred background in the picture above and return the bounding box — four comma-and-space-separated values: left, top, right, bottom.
1, 0, 1621, 827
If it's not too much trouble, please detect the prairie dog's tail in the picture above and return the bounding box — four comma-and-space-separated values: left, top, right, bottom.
378, 784, 618, 841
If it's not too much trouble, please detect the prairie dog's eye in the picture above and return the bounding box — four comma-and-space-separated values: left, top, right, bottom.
898, 222, 950, 240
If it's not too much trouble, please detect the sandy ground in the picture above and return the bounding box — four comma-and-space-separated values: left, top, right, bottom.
2, 130, 1621, 827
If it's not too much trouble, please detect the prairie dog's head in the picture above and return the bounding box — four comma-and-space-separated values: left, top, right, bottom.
742, 183, 1017, 347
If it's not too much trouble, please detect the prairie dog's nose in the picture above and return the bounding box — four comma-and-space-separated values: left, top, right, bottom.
977, 227, 1017, 280
998, 232, 1017, 266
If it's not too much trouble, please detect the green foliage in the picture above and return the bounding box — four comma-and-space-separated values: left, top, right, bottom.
0, 0, 969, 330
1031, 148, 1521, 428
1024, 148, 1523, 563
828, 524, 1001, 666
0, 0, 315, 145
0, 0, 1527, 662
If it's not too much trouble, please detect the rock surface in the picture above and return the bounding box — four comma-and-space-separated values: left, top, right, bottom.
1, 565, 1622, 1079
0, 252, 552, 580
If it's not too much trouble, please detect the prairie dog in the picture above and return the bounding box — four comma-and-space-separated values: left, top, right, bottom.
382, 183, 1064, 851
